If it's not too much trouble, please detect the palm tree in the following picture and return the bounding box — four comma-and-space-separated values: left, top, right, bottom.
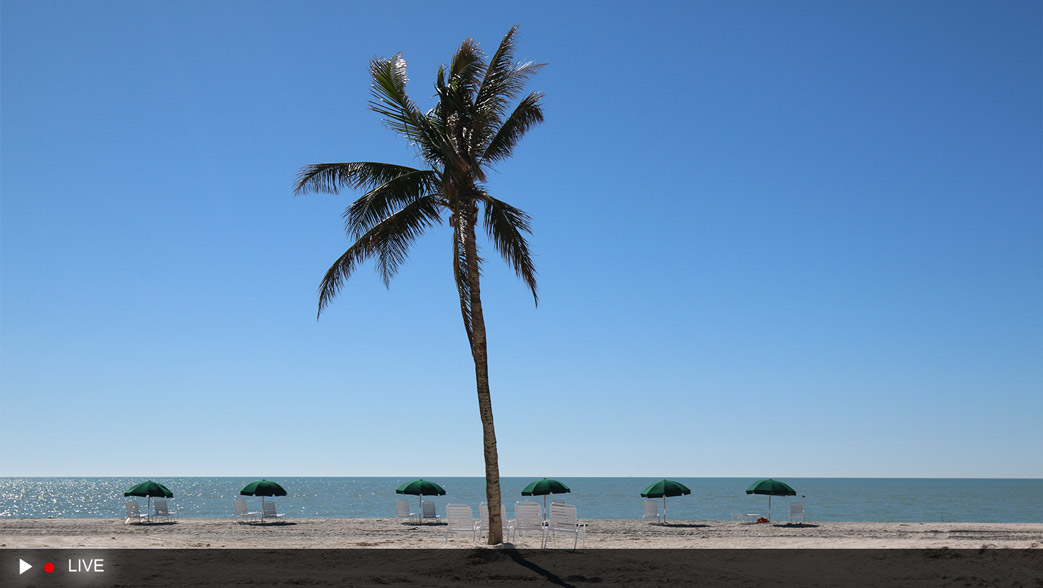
295, 27, 543, 544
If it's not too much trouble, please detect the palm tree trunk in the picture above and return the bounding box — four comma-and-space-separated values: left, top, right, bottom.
461, 210, 503, 545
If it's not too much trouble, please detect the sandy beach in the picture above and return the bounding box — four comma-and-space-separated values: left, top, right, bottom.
2, 518, 1040, 549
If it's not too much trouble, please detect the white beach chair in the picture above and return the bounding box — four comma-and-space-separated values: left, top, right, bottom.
546, 503, 586, 550
420, 500, 439, 522
789, 503, 805, 523
153, 499, 177, 522
234, 498, 259, 522
547, 500, 565, 520
477, 502, 511, 541
512, 501, 546, 547
261, 500, 286, 522
642, 500, 661, 523
444, 504, 478, 543
124, 501, 147, 524
395, 499, 418, 524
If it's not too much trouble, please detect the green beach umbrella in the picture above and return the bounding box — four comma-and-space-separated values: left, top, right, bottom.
124, 480, 174, 523
640, 479, 691, 524
745, 479, 796, 520
395, 479, 446, 514
521, 478, 571, 514
240, 479, 287, 519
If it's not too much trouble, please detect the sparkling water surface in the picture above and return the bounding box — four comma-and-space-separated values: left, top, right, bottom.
0, 477, 1039, 522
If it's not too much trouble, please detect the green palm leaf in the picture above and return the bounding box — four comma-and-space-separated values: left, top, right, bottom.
452, 226, 475, 347
294, 161, 421, 195
344, 168, 440, 237
483, 92, 544, 165
317, 195, 443, 315
477, 27, 545, 123
482, 194, 537, 305
369, 55, 447, 166
447, 38, 485, 96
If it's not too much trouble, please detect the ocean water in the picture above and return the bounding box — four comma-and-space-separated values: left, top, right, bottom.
0, 477, 1039, 523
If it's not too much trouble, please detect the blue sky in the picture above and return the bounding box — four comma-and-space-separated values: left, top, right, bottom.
2, 0, 1040, 478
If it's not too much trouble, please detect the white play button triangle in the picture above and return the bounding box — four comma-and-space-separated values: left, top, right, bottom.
19, 559, 33, 574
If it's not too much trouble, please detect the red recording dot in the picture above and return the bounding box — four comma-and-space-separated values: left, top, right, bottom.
43, 562, 55, 573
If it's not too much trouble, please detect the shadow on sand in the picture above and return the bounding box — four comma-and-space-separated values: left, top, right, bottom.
501, 549, 577, 588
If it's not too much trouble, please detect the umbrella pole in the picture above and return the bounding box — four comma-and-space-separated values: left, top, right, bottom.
663, 496, 667, 525
148, 496, 151, 524
768, 495, 771, 521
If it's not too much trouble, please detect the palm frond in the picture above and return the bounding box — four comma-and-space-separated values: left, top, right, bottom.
371, 195, 443, 287
316, 239, 370, 318
448, 38, 485, 95
369, 55, 447, 166
317, 195, 443, 316
294, 161, 421, 195
452, 227, 474, 347
482, 91, 544, 164
476, 27, 546, 126
418, 110, 449, 168
368, 55, 421, 139
482, 194, 538, 305
344, 168, 440, 237
435, 39, 483, 123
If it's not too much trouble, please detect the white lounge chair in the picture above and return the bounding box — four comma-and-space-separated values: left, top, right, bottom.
547, 500, 565, 520
395, 499, 418, 523
546, 503, 586, 550
153, 499, 177, 522
642, 500, 661, 523
444, 504, 478, 543
478, 502, 511, 541
234, 499, 259, 522
420, 500, 439, 522
261, 501, 286, 522
512, 501, 546, 547
789, 503, 805, 523
124, 501, 147, 524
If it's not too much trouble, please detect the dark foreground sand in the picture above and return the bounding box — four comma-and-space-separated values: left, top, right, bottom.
4, 547, 1041, 588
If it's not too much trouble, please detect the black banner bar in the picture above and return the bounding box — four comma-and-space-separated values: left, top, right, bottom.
3, 549, 1040, 587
